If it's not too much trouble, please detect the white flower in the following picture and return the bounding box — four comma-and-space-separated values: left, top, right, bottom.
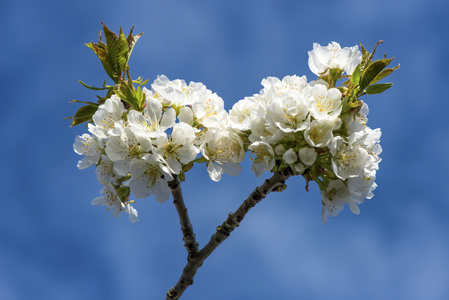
88, 95, 126, 139
304, 118, 335, 148
127, 99, 176, 138
229, 95, 264, 131
154, 122, 199, 174
200, 128, 245, 181
308, 42, 362, 76
260, 75, 309, 99
329, 136, 369, 180
96, 154, 115, 182
150, 75, 208, 106
248, 141, 276, 177
347, 128, 382, 173
298, 147, 317, 166
129, 154, 173, 203
105, 127, 153, 176
92, 181, 139, 223
192, 92, 228, 128
321, 179, 350, 224
73, 133, 103, 169
249, 117, 285, 144
266, 94, 310, 133
306, 84, 342, 120
347, 172, 377, 203
259, 75, 311, 133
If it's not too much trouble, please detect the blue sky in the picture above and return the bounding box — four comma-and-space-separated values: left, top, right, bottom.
1, 0, 448, 299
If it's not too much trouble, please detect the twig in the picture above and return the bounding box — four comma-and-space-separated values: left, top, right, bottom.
168, 176, 199, 258
166, 168, 294, 300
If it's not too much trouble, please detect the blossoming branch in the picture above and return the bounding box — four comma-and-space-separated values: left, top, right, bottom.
68, 24, 398, 299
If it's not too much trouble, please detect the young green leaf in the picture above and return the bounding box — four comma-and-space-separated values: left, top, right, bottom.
359, 58, 394, 91
115, 78, 144, 111
365, 83, 393, 95
351, 65, 361, 86
67, 104, 98, 127
370, 64, 400, 85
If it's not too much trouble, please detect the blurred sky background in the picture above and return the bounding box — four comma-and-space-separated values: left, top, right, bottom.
1, 0, 448, 299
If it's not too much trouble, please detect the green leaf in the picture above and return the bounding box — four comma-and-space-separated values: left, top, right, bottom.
359, 58, 394, 91
360, 43, 369, 57
341, 96, 361, 114
86, 23, 141, 84
79, 80, 108, 91
126, 26, 144, 63
115, 78, 144, 111
351, 65, 361, 86
370, 64, 400, 85
136, 85, 144, 108
69, 99, 98, 105
116, 28, 131, 74
67, 104, 98, 127
365, 83, 393, 95
85, 41, 116, 82
102, 23, 130, 82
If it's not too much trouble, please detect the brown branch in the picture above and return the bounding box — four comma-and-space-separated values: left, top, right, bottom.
168, 175, 199, 258
165, 168, 294, 300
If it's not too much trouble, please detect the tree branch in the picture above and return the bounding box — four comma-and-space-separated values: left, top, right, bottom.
165, 168, 294, 300
168, 175, 199, 258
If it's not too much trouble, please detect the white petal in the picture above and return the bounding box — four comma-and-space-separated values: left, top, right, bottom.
207, 162, 223, 182
152, 180, 171, 203
282, 148, 297, 164
178, 107, 194, 123
221, 162, 242, 177
160, 108, 176, 129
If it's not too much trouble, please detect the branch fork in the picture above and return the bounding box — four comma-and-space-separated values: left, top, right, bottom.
166, 168, 294, 300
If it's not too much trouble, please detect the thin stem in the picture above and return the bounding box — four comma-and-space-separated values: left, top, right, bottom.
168, 175, 199, 257
165, 168, 294, 300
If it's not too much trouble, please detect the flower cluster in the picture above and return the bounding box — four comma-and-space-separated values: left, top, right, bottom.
74, 41, 386, 224
229, 79, 381, 224
74, 75, 245, 221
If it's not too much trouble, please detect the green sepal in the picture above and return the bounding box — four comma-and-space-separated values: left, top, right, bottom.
272, 183, 287, 192
359, 58, 394, 91
116, 185, 131, 201
195, 155, 209, 164
178, 171, 186, 182
365, 83, 393, 95
318, 74, 330, 85
329, 68, 343, 86
66, 103, 98, 127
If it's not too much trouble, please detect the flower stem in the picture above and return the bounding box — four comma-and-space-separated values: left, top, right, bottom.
165, 168, 294, 300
